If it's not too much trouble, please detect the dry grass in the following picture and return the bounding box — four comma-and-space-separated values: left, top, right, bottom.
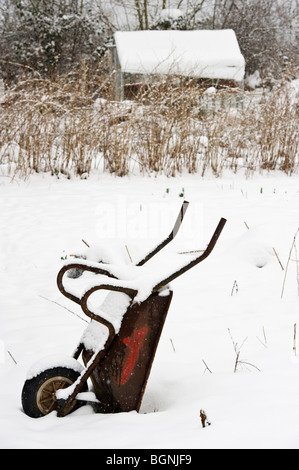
0, 69, 298, 180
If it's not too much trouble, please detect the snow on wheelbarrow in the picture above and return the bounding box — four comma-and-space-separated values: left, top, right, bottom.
21, 202, 226, 418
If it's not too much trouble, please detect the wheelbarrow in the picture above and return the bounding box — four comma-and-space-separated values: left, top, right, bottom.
21, 201, 226, 418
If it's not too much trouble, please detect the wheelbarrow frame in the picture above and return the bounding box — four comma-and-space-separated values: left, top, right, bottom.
54, 203, 226, 417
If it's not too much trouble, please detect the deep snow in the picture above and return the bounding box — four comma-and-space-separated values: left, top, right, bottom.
1, 170, 299, 449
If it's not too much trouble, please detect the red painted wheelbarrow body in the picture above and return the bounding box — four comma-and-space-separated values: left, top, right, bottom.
82, 290, 173, 413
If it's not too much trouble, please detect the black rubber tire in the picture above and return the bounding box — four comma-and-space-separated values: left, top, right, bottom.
21, 366, 88, 418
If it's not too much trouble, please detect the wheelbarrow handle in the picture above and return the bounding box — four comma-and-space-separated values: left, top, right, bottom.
81, 283, 138, 350
136, 200, 189, 266
57, 201, 189, 303
57, 262, 118, 305
153, 217, 227, 290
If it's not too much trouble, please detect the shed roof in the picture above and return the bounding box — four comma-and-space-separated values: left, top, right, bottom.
114, 29, 245, 82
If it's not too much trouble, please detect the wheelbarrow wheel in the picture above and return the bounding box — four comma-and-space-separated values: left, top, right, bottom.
22, 366, 88, 418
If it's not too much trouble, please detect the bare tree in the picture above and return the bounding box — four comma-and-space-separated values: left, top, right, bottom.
200, 0, 298, 76
101, 0, 207, 30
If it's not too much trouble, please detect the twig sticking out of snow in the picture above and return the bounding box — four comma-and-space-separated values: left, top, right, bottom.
39, 295, 89, 324
200, 409, 211, 428
202, 359, 212, 374
281, 228, 299, 298
293, 242, 299, 297
7, 350, 17, 365
125, 245, 133, 263
170, 338, 176, 353
273, 247, 284, 271
256, 326, 268, 348
263, 326, 267, 346
228, 328, 260, 373
231, 280, 239, 296
178, 249, 204, 255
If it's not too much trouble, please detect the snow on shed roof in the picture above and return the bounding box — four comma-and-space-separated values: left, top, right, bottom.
114, 29, 245, 82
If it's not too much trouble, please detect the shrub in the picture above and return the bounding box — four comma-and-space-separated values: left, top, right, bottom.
0, 70, 298, 180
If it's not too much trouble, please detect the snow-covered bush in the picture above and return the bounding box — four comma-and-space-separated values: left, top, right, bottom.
0, 0, 107, 81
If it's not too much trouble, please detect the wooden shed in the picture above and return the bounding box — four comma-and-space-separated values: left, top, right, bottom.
112, 29, 245, 101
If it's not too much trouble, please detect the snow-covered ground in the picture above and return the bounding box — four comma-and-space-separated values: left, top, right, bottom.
1, 170, 299, 449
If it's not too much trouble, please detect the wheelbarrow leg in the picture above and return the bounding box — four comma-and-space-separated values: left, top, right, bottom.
57, 345, 110, 417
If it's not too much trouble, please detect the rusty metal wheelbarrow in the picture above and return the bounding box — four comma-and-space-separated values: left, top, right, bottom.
21, 202, 226, 418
